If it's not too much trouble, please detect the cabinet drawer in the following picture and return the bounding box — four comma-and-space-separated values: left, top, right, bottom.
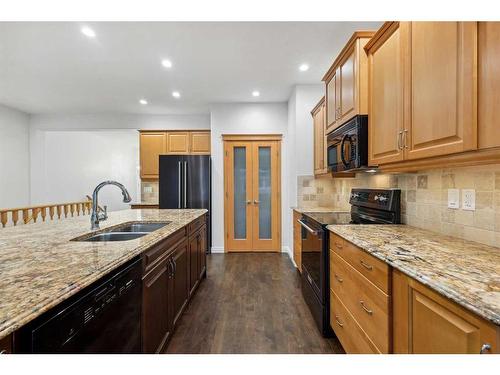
330, 232, 390, 293
188, 215, 206, 235
330, 290, 380, 354
143, 227, 187, 273
330, 251, 390, 353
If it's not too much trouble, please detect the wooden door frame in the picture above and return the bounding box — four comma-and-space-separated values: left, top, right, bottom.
223, 134, 282, 253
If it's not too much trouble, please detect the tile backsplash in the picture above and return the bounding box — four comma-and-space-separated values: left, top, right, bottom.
140, 181, 159, 203
297, 165, 500, 248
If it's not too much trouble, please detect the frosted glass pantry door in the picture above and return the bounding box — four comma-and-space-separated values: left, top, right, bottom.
224, 142, 253, 251
223, 137, 281, 252
251, 141, 281, 251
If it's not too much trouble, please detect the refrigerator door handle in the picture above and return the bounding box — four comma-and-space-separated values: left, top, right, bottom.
183, 161, 187, 208
178, 161, 182, 209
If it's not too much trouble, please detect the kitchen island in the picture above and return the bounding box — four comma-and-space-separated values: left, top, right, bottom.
0, 208, 207, 352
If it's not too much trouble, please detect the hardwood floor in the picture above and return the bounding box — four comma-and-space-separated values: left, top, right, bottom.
167, 253, 345, 354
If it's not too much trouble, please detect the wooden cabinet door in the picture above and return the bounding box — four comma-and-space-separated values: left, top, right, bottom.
140, 132, 166, 179
0, 334, 12, 354
199, 225, 207, 278
339, 48, 356, 123
478, 22, 500, 149
190, 131, 211, 154
326, 72, 338, 132
368, 22, 406, 165
393, 270, 498, 354
166, 132, 190, 154
142, 259, 172, 353
312, 98, 326, 175
171, 240, 189, 327
189, 232, 200, 295
405, 22, 477, 160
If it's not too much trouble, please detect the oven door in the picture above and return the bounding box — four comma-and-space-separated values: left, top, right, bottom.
299, 217, 324, 303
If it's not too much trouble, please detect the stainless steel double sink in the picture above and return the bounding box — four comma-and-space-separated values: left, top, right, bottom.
73, 222, 170, 242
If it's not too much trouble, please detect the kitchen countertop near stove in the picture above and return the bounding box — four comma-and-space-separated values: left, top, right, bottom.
327, 224, 500, 325
0, 208, 207, 340
291, 206, 340, 213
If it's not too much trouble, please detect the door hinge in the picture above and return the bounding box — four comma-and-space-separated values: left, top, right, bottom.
225, 151, 228, 157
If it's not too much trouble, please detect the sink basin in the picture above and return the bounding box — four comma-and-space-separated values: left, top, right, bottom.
114, 222, 170, 233
72, 221, 170, 242
82, 232, 148, 242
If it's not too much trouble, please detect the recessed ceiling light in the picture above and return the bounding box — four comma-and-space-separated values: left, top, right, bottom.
252, 91, 260, 97
162, 59, 173, 69
299, 63, 310, 72
81, 26, 96, 38
139, 99, 148, 105
172, 91, 180, 98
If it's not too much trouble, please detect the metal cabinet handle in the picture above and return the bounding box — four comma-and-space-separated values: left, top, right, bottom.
360, 260, 373, 271
403, 129, 409, 149
397, 131, 403, 150
246, 200, 252, 204
253, 200, 259, 204
0, 350, 6, 354
480, 344, 491, 354
334, 274, 343, 283
335, 243, 343, 250
359, 300, 373, 315
334, 315, 344, 327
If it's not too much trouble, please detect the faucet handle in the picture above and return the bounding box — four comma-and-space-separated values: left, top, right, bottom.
98, 205, 108, 221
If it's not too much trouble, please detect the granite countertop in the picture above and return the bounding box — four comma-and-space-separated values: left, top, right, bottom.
327, 224, 500, 325
291, 206, 339, 213
130, 201, 159, 206
0, 208, 207, 340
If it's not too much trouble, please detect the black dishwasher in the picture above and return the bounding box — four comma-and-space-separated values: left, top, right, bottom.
16, 257, 142, 353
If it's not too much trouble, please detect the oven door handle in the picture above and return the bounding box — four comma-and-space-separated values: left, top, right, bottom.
356, 212, 393, 225
340, 134, 350, 168
298, 219, 319, 235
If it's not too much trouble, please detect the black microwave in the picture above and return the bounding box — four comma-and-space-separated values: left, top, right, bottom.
327, 115, 370, 173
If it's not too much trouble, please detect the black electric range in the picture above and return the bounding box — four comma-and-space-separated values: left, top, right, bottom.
298, 188, 401, 337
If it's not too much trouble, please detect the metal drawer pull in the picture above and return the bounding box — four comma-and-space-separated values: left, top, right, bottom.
334, 274, 343, 283
359, 300, 373, 315
335, 243, 342, 249
335, 315, 344, 327
0, 349, 6, 354
360, 260, 373, 271
480, 344, 491, 354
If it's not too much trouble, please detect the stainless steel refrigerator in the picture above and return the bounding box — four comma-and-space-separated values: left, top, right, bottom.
159, 155, 211, 251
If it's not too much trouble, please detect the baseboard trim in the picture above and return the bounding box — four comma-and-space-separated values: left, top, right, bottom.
211, 246, 225, 253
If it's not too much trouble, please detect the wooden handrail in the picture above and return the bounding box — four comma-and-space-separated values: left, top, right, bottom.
0, 200, 93, 228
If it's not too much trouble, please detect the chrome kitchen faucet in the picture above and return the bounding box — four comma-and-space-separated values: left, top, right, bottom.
90, 181, 132, 230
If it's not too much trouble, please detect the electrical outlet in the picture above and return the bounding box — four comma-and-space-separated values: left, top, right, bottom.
462, 189, 476, 211
447, 189, 460, 209
144, 186, 153, 193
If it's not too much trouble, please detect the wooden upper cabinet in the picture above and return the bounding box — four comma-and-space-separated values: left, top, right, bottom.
366, 22, 406, 165
190, 132, 211, 154
312, 97, 327, 175
140, 130, 211, 180
405, 22, 477, 160
393, 270, 499, 354
166, 132, 190, 154
323, 31, 374, 134
478, 22, 500, 150
140, 132, 166, 179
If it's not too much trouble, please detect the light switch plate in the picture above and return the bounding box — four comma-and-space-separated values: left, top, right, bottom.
462, 189, 476, 211
447, 189, 460, 209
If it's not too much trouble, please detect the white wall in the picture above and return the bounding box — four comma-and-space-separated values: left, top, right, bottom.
0, 104, 31, 208
210, 103, 289, 252
29, 113, 210, 211
284, 85, 324, 257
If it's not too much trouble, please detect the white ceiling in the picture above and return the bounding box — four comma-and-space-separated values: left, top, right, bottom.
0, 22, 381, 115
